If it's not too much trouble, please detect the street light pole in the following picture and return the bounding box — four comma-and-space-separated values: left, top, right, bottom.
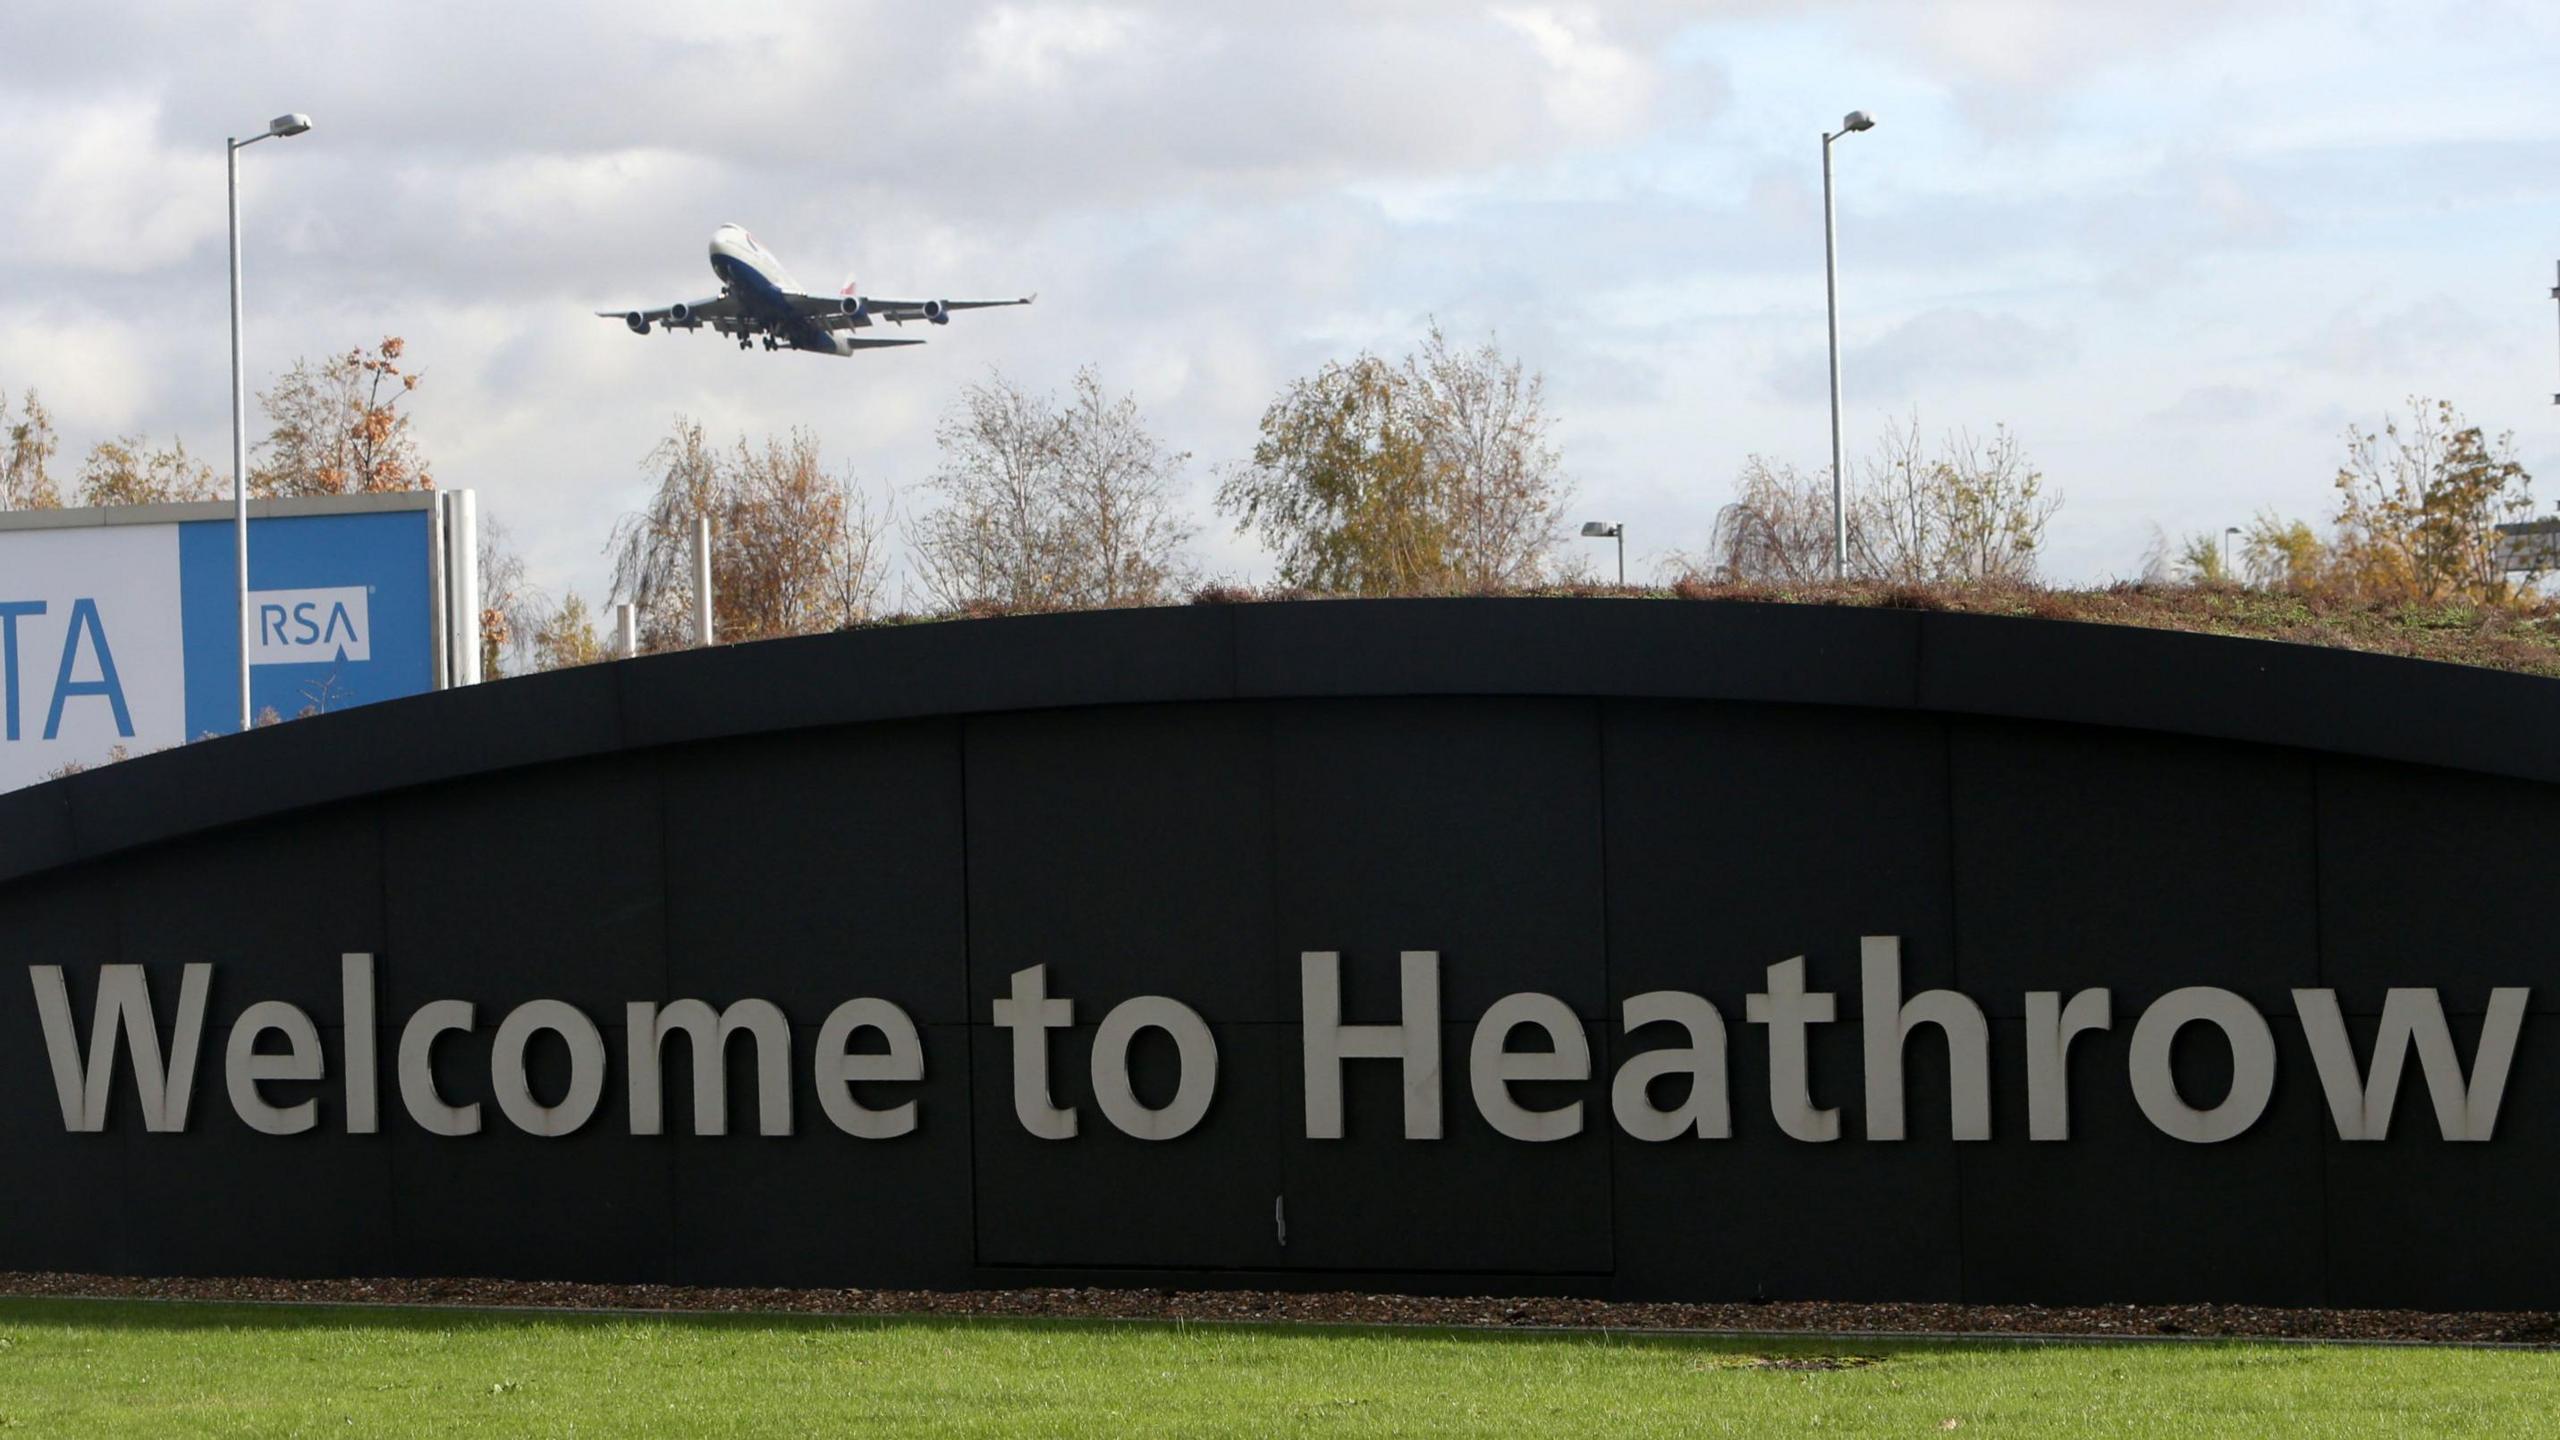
1822, 110, 1875, 582
1579, 521, 1624, 585
227, 112, 312, 734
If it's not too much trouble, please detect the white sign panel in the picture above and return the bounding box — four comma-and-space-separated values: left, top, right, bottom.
248, 586, 373, 665
0, 525, 187, 790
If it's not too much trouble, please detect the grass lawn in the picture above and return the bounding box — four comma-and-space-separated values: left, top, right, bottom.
0, 1298, 2553, 1438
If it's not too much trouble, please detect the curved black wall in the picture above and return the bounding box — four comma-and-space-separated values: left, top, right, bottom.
1, 598, 2554, 1309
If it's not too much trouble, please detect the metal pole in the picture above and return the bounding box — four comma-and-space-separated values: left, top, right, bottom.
227, 136, 251, 731
615, 603, 638, 660
1823, 130, 1847, 581
446, 489, 481, 686
1616, 528, 1625, 586
2549, 260, 2558, 406
692, 517, 713, 647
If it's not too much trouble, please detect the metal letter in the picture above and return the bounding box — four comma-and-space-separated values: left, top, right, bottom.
991, 964, 1076, 1139
2294, 986, 2530, 1142
813, 998, 924, 1139
397, 999, 479, 1136
342, 953, 378, 1134
2024, 988, 2112, 1141
1610, 991, 1731, 1141
1745, 955, 1840, 1142
2128, 987, 2276, 1143
28, 963, 211, 1132
1091, 995, 1219, 1141
1300, 951, 1443, 1140
1859, 936, 1991, 1141
625, 998, 793, 1137
225, 999, 322, 1135
491, 999, 606, 1137
1469, 992, 1589, 1142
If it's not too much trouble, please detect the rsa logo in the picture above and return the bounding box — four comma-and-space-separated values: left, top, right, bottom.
249, 587, 372, 666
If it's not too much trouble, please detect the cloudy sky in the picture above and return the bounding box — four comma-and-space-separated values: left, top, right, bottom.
4, 0, 2556, 606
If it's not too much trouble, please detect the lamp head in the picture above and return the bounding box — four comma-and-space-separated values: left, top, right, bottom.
268, 113, 313, 138
1842, 110, 1875, 133
1581, 521, 1620, 538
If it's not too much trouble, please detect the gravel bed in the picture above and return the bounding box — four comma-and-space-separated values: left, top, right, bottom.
4, 1272, 2553, 1347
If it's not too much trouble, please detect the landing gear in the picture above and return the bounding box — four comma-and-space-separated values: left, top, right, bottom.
737, 334, 752, 351
762, 335, 778, 351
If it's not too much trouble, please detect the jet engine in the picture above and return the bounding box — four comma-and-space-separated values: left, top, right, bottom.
841, 296, 868, 321
669, 301, 693, 324
624, 312, 650, 335
923, 300, 950, 325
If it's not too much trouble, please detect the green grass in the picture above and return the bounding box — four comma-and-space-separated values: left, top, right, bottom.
0, 1298, 2553, 1438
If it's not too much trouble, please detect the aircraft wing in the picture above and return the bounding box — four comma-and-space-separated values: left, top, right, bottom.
593, 295, 736, 330
835, 294, 1035, 327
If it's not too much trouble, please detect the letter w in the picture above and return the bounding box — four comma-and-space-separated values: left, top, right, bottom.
2294, 987, 2530, 1142
28, 964, 212, 1132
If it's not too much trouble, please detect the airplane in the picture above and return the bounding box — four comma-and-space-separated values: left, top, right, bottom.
597, 224, 1032, 357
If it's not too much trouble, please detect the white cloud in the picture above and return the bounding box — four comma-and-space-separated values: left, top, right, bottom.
963, 4, 1145, 91
0, 96, 215, 274
0, 311, 160, 435
1495, 6, 1660, 140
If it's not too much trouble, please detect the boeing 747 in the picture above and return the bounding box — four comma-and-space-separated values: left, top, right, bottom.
598, 225, 1031, 356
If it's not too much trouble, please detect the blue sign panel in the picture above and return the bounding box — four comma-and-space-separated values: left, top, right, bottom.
177, 509, 438, 737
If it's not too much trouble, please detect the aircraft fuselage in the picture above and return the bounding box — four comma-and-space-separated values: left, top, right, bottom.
708, 224, 832, 352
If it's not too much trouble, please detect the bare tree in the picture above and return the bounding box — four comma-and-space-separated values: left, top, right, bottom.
608, 418, 721, 651
911, 368, 1194, 610
1696, 417, 2055, 585
1704, 456, 1843, 583
477, 514, 541, 679
2, 388, 61, 510
1410, 324, 1569, 589
254, 337, 432, 497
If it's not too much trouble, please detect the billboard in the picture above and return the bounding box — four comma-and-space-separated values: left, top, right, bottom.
0, 494, 440, 792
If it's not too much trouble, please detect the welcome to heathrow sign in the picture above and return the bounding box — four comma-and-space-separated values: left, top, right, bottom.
1, 599, 2554, 1310
27, 945, 2528, 1148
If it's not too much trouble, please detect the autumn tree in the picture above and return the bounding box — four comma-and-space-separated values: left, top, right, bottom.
2, 388, 61, 510
909, 368, 1194, 610
609, 418, 889, 650
254, 337, 432, 497
721, 431, 891, 641
530, 593, 609, 672
1217, 324, 1568, 595
2328, 397, 2532, 603
75, 435, 222, 506
2239, 512, 2328, 592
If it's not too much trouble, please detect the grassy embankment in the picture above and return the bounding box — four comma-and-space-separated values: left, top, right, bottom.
953, 579, 2560, 681
0, 1298, 2552, 1437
